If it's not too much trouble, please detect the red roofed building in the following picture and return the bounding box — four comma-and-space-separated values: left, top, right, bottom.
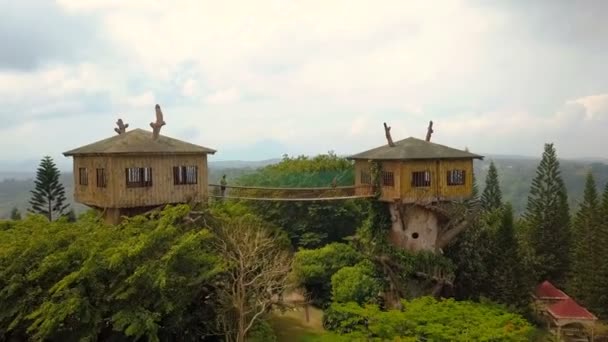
532, 281, 598, 341
547, 298, 598, 321
534, 280, 569, 301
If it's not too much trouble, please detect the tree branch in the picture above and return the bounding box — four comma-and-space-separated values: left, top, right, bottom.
425, 120, 434, 142
383, 122, 395, 147
150, 104, 166, 139
114, 118, 129, 134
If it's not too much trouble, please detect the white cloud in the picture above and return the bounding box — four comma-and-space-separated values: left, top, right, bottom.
567, 94, 608, 121
127, 91, 156, 108
1, 1, 608, 164
181, 79, 198, 97
205, 88, 240, 105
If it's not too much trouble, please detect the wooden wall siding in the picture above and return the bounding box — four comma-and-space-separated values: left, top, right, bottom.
111, 154, 208, 208
399, 159, 474, 203
438, 159, 473, 200
72, 156, 114, 207
354, 161, 372, 197
73, 154, 208, 209
379, 161, 401, 202
400, 160, 438, 203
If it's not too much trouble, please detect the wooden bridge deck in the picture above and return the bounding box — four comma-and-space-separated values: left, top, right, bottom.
208, 184, 375, 201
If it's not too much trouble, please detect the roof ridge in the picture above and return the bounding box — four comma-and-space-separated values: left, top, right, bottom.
63, 128, 216, 156
348, 136, 483, 161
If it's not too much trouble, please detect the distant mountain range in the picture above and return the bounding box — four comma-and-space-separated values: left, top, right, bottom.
2, 153, 607, 176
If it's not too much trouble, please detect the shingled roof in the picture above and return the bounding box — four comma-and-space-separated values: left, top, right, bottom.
347, 137, 483, 161
534, 281, 569, 300
547, 298, 597, 321
63, 128, 216, 156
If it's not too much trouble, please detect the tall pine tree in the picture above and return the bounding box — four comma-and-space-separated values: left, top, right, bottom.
488, 203, 529, 308
481, 161, 502, 212
28, 156, 69, 221
446, 169, 494, 300
595, 182, 608, 318
522, 143, 570, 286
568, 172, 601, 313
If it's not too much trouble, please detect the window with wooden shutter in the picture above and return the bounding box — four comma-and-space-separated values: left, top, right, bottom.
173, 166, 198, 185
96, 168, 106, 188
125, 167, 153, 188
79, 168, 88, 185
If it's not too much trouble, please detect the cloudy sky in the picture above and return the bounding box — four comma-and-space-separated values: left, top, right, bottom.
1, 0, 607, 169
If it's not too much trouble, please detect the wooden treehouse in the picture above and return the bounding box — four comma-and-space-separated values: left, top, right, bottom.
62, 105, 216, 224
348, 122, 484, 252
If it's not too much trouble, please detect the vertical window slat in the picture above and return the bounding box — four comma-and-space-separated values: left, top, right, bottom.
173, 165, 198, 185
411, 171, 431, 187
447, 169, 466, 186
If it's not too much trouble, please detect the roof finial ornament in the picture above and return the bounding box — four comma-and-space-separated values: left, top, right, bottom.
114, 118, 129, 135
383, 122, 395, 147
150, 104, 166, 139
426, 120, 434, 142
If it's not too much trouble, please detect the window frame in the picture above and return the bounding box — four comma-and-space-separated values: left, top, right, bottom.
381, 171, 395, 187
360, 170, 372, 185
96, 168, 107, 188
78, 167, 88, 186
125, 167, 153, 188
173, 165, 198, 185
447, 169, 466, 186
411, 170, 431, 187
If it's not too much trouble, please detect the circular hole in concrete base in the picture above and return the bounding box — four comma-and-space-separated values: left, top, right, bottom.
412, 232, 419, 239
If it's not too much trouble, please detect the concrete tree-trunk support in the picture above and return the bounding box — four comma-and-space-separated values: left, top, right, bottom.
388, 204, 440, 252
387, 202, 469, 253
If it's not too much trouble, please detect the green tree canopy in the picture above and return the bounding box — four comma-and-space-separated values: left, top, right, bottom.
233, 153, 367, 248
0, 205, 223, 341
28, 156, 69, 221
322, 297, 533, 341
487, 203, 530, 309
331, 260, 382, 305
522, 143, 571, 286
292, 243, 363, 305
597, 182, 608, 318
569, 172, 607, 317
481, 161, 502, 212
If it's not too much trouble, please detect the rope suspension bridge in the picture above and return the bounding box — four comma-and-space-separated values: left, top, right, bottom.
208, 184, 375, 201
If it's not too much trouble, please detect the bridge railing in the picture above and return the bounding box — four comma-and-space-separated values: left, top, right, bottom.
208, 184, 375, 201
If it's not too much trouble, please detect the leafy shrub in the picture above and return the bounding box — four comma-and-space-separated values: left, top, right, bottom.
323, 297, 534, 341
248, 319, 277, 342
331, 260, 382, 304
0, 205, 223, 341
292, 243, 363, 305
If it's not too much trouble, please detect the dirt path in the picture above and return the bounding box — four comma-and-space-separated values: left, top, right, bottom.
269, 306, 325, 342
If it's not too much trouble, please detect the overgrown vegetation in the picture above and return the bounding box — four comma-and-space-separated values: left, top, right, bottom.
0, 204, 293, 341
3, 146, 608, 341
231, 153, 368, 248
321, 297, 534, 341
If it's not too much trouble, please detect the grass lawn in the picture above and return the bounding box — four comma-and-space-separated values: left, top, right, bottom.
269, 306, 325, 342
